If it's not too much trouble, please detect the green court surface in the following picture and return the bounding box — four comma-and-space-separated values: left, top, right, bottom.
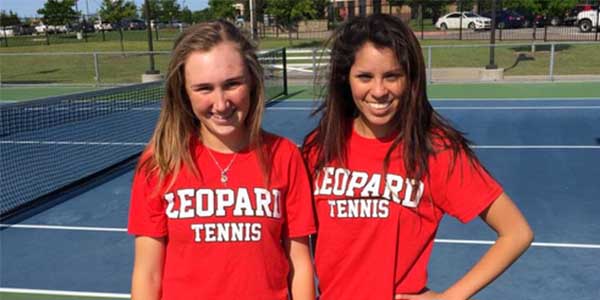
1, 81, 598, 104
0, 292, 125, 300
284, 81, 600, 101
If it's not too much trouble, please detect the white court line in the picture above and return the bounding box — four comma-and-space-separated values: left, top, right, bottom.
472, 145, 600, 149
0, 224, 126, 232
2, 141, 598, 149
266, 106, 600, 111
0, 288, 129, 298
2, 224, 599, 249
0, 140, 147, 146
435, 239, 600, 249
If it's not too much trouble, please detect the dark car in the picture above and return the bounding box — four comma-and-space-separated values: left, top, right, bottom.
482, 10, 525, 29
513, 9, 545, 28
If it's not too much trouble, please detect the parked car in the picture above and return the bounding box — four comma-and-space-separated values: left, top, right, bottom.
577, 9, 599, 32
513, 9, 545, 28
482, 10, 525, 29
0, 26, 15, 37
94, 21, 113, 31
70, 22, 94, 33
120, 18, 146, 30
564, 4, 598, 26
435, 11, 491, 30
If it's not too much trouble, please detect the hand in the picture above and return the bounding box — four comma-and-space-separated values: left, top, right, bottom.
395, 289, 444, 300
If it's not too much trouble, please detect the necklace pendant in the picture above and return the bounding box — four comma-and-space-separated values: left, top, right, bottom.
220, 173, 228, 183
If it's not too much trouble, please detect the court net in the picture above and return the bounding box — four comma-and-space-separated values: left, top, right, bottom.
0, 49, 288, 217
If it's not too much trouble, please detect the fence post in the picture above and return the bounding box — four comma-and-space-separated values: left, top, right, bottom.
595, 8, 599, 41
427, 46, 432, 84
1, 30, 8, 47
93, 52, 100, 86
419, 3, 424, 40
549, 43, 555, 81
282, 48, 288, 96
543, 14, 548, 42
312, 48, 317, 85
458, 0, 463, 41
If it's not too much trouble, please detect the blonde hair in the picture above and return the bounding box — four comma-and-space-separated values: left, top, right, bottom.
139, 20, 268, 189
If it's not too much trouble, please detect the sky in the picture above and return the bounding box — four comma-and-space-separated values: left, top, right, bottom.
0, 0, 210, 18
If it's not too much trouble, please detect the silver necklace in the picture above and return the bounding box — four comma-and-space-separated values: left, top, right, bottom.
205, 148, 238, 184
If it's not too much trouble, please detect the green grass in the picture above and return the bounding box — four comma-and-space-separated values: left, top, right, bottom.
1, 31, 598, 85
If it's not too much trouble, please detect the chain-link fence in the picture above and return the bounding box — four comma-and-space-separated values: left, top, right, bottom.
2, 41, 598, 86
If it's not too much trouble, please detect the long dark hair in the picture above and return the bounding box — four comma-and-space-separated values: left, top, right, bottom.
303, 14, 477, 181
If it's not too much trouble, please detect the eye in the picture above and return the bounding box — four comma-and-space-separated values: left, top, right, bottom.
224, 81, 242, 90
193, 85, 212, 93
384, 72, 404, 81
356, 74, 372, 81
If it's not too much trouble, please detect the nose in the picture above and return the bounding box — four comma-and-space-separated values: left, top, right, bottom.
371, 79, 388, 100
213, 90, 229, 112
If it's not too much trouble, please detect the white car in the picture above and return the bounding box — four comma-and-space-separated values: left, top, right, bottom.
435, 12, 491, 30
577, 9, 599, 32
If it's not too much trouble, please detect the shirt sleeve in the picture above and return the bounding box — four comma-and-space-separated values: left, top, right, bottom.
431, 148, 503, 223
127, 167, 168, 237
283, 142, 317, 238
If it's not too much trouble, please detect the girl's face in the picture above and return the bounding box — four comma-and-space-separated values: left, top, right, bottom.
184, 42, 251, 150
349, 42, 407, 139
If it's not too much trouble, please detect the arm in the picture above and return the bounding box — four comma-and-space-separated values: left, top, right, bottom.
442, 192, 533, 300
284, 236, 316, 300
131, 236, 166, 300
396, 193, 533, 300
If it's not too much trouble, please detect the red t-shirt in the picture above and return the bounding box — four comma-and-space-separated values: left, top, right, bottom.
307, 128, 502, 300
128, 134, 316, 300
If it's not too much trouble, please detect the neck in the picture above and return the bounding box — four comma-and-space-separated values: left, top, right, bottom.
199, 130, 250, 153
353, 117, 396, 139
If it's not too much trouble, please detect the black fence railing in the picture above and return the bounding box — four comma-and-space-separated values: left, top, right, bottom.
2, 0, 599, 48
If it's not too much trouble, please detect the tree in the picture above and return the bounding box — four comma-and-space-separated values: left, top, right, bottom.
159, 0, 181, 24
192, 8, 212, 23
180, 7, 194, 24
0, 10, 21, 27
208, 0, 236, 20
141, 0, 161, 21
313, 0, 330, 19
99, 0, 137, 51
37, 0, 79, 26
265, 0, 315, 40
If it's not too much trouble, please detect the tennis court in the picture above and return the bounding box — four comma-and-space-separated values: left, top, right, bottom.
1, 72, 599, 299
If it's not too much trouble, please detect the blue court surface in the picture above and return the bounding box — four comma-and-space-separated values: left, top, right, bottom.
1, 98, 599, 299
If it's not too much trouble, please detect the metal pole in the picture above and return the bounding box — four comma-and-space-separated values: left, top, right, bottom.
144, 0, 157, 74
458, 1, 463, 40
93, 52, 100, 85
486, 0, 497, 69
595, 6, 599, 41
427, 46, 432, 84
282, 48, 288, 96
419, 4, 424, 40
250, 0, 256, 40
312, 48, 317, 85
549, 43, 555, 81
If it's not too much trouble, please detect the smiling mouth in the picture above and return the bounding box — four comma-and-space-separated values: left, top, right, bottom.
364, 100, 393, 110
210, 109, 236, 122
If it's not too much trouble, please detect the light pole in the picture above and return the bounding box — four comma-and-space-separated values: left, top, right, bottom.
144, 0, 158, 75
486, 0, 498, 69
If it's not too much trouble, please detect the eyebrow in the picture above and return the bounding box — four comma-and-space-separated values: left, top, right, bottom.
189, 75, 246, 88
